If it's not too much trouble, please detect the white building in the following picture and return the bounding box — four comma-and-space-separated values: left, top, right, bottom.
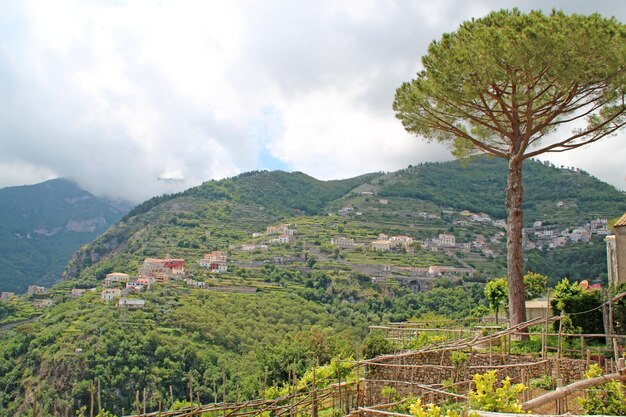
101, 288, 121, 301
433, 233, 456, 247
104, 272, 130, 286
331, 237, 355, 249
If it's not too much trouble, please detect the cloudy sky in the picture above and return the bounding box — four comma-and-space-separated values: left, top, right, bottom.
1, 0, 625, 202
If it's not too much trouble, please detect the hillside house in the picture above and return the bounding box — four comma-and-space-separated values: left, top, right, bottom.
266, 224, 294, 236
185, 278, 207, 288
33, 299, 53, 309
241, 244, 268, 252
1, 292, 14, 301
138, 258, 185, 280
104, 272, 130, 286
379, 199, 388, 205
101, 288, 121, 301
153, 272, 169, 284
269, 234, 292, 245
136, 276, 156, 286
390, 236, 414, 247
471, 213, 492, 223
27, 285, 47, 296
200, 251, 228, 273
331, 237, 355, 249
371, 240, 392, 251
70, 288, 88, 297
126, 282, 145, 292
429, 266, 474, 277
433, 233, 456, 247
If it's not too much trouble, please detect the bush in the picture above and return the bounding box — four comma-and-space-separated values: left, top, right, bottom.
578, 364, 626, 416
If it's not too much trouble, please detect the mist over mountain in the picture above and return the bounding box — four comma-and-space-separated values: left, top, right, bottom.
0, 178, 133, 292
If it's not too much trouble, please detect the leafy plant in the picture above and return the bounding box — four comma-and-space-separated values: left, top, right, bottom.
468, 370, 526, 413
578, 364, 626, 416
409, 398, 461, 417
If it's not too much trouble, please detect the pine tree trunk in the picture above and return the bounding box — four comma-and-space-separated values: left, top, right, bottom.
505, 155, 528, 339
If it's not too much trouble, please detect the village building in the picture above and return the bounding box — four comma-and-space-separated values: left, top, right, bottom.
606, 212, 626, 287
138, 258, 185, 280
432, 233, 456, 247
126, 282, 145, 292
104, 272, 130, 286
269, 234, 292, 245
101, 288, 121, 301
266, 224, 294, 236
371, 240, 392, 251
378, 199, 388, 205
27, 285, 47, 296
525, 298, 553, 320
330, 237, 355, 249
390, 236, 414, 247
136, 276, 156, 286
70, 288, 88, 297
241, 243, 268, 252
185, 278, 207, 288
428, 266, 474, 277
33, 299, 53, 309
200, 251, 228, 273
1, 292, 14, 301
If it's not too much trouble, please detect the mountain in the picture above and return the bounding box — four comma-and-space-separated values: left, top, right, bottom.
1, 160, 625, 416
0, 178, 133, 292
64, 158, 626, 286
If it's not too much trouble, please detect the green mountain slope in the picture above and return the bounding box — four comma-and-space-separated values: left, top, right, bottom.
0, 179, 132, 292
1, 161, 624, 416
63, 171, 382, 281
374, 157, 625, 225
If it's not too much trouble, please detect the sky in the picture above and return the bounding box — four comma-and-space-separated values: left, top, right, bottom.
1, 0, 625, 202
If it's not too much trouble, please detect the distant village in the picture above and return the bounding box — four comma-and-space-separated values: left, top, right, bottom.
0, 209, 615, 312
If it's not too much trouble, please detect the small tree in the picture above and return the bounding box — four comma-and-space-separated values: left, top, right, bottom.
485, 278, 508, 324
523, 272, 547, 300
394, 9, 626, 333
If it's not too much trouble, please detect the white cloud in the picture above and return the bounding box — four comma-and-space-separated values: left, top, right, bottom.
0, 0, 624, 202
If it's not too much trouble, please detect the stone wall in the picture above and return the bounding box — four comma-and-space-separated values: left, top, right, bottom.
364, 350, 596, 405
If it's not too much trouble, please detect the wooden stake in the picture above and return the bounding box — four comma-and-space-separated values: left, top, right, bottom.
312, 366, 318, 417
262, 368, 267, 401
213, 377, 217, 404
135, 390, 140, 417
188, 372, 193, 403
169, 385, 174, 407
97, 379, 101, 414
222, 368, 226, 417
90, 381, 94, 417
143, 387, 146, 415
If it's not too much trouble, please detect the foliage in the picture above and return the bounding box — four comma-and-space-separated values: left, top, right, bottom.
450, 351, 468, 367
393, 8, 626, 329
484, 278, 508, 324
409, 398, 461, 417
524, 236, 609, 285
468, 370, 526, 413
361, 333, 394, 359
381, 386, 399, 403
579, 364, 626, 416
551, 278, 605, 334
523, 272, 547, 300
